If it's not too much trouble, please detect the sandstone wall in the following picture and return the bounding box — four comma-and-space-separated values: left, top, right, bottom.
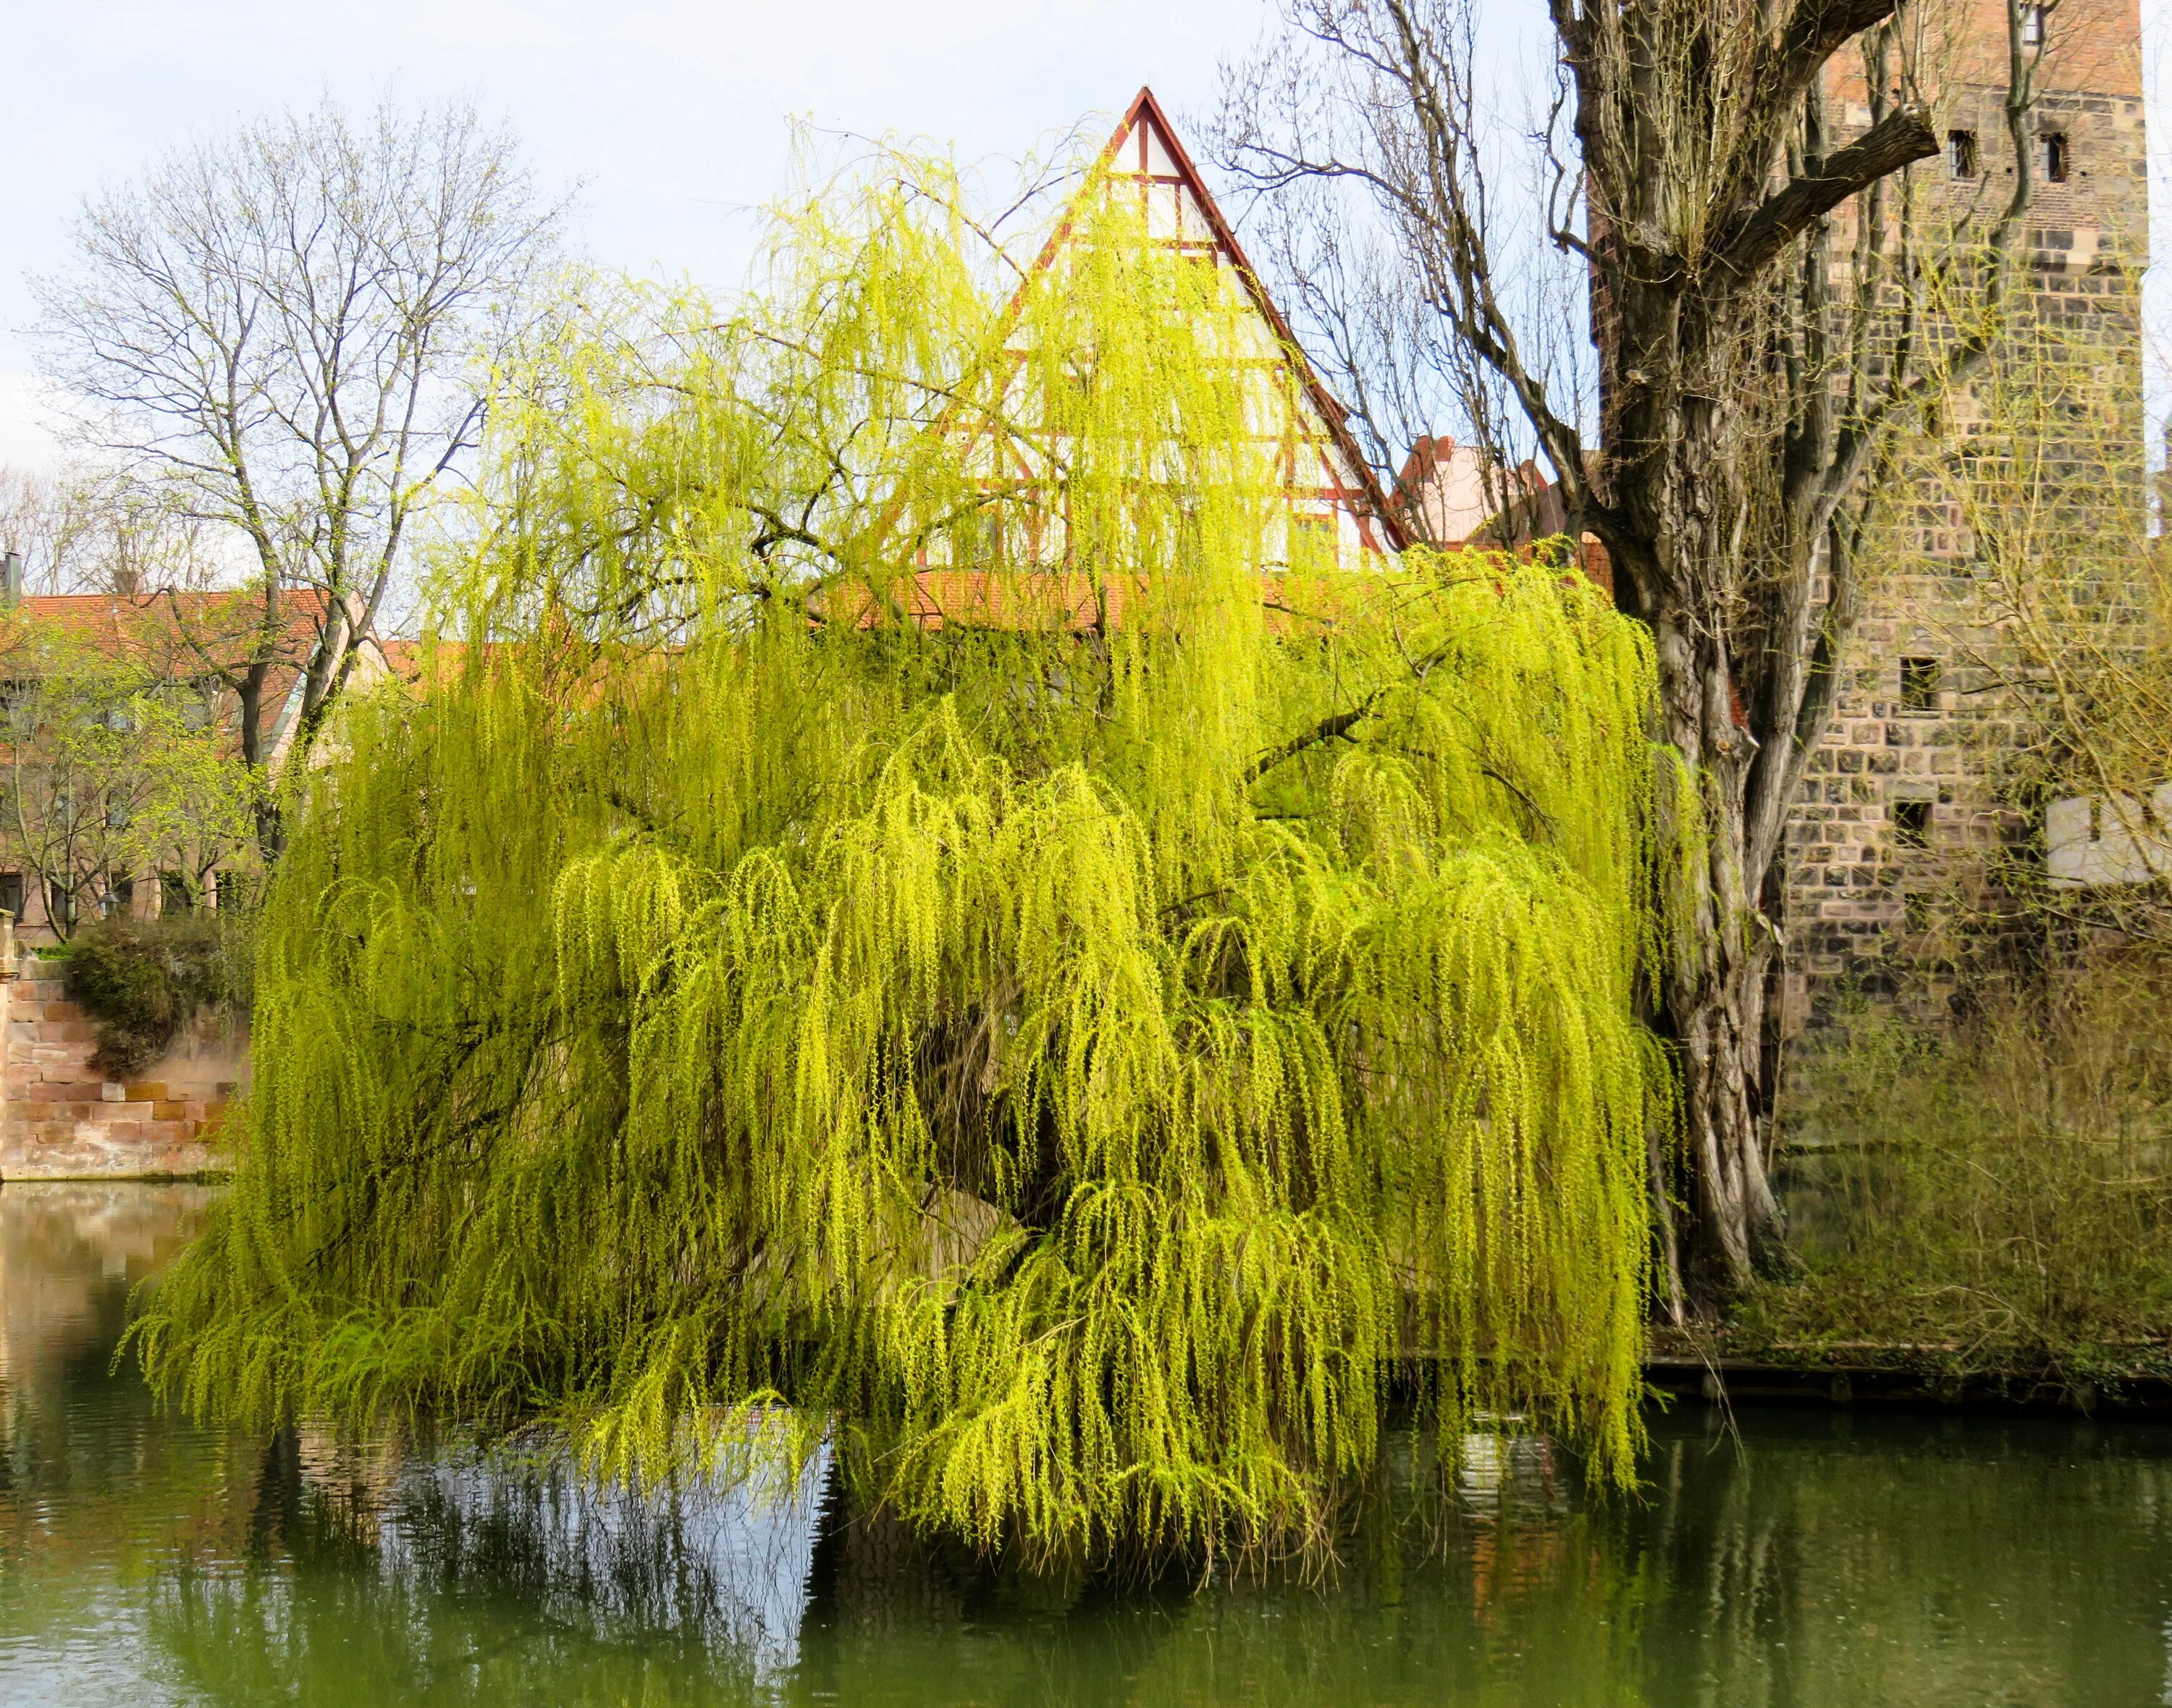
0, 960, 243, 1179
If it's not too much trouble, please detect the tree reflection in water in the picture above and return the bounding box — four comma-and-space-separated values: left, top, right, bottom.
5, 1182, 2171, 1707
150, 1425, 828, 1703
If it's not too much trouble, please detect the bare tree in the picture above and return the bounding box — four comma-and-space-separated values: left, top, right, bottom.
0, 461, 222, 594
0, 465, 96, 591
1218, 0, 2047, 1303
32, 98, 561, 852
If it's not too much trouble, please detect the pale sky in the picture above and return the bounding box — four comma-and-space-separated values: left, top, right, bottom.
0, 0, 1267, 466
4, 0, 2168, 469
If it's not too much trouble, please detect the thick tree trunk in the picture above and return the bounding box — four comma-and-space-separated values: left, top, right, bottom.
1216, 0, 2030, 1309
1654, 615, 1789, 1304
1670, 814, 1788, 1300
234, 661, 287, 866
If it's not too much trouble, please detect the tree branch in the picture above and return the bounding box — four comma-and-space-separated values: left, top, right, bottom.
1714, 106, 1940, 292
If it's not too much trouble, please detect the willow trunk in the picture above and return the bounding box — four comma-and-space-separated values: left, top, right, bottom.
1630, 358, 1802, 1302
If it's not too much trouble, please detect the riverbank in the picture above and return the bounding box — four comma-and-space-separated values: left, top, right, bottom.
1735, 975, 2172, 1414
1646, 1327, 2172, 1413
11, 1175, 2163, 1415
0, 964, 240, 1181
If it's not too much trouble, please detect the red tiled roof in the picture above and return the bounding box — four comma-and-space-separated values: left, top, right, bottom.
0, 589, 327, 687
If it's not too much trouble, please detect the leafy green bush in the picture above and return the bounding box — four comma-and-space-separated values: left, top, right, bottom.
62, 913, 249, 1080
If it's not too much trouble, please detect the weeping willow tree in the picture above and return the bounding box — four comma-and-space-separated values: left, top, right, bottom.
132, 135, 1673, 1570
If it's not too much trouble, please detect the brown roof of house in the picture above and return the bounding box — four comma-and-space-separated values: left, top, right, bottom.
0, 591, 335, 768
0, 589, 327, 681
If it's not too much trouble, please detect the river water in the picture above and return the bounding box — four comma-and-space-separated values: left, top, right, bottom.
4, 1182, 2171, 1707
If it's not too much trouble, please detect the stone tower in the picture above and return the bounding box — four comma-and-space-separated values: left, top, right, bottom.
1779, 0, 2148, 1027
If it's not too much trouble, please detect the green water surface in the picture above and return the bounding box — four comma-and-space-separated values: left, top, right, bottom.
3, 1181, 2170, 1707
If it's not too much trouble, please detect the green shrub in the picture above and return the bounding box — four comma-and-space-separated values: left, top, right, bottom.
62, 914, 249, 1081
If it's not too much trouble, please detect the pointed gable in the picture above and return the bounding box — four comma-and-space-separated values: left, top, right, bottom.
1084, 88, 1405, 562
879, 88, 1405, 624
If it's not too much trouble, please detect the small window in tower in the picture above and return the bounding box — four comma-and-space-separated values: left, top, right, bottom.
1948, 130, 1979, 180
1893, 798, 1932, 849
1900, 656, 1942, 712
2021, 4, 2047, 47
2038, 132, 2069, 183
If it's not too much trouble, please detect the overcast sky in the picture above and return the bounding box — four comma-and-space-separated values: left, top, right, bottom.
4, 0, 2168, 470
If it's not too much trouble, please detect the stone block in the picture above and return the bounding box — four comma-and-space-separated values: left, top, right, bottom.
126, 1083, 166, 1102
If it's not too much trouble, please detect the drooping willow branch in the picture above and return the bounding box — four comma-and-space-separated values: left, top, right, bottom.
132, 144, 1669, 1573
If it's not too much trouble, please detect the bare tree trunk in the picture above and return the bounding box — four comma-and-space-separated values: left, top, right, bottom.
1219, 0, 2044, 1302
1666, 704, 1789, 1292
33, 97, 562, 858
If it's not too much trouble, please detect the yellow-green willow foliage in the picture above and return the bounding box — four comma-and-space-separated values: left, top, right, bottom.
134, 140, 1668, 1570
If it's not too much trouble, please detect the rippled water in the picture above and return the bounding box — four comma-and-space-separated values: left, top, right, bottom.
5, 1181, 2172, 1706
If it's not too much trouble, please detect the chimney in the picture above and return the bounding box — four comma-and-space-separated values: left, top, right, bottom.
1, 551, 20, 605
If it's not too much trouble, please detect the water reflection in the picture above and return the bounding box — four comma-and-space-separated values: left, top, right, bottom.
383, 1446, 828, 1666
4, 1180, 2172, 1707
146, 1436, 830, 1704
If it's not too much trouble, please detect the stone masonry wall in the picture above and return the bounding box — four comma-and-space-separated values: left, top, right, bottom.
0, 961, 242, 1179
1783, 0, 2147, 1030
